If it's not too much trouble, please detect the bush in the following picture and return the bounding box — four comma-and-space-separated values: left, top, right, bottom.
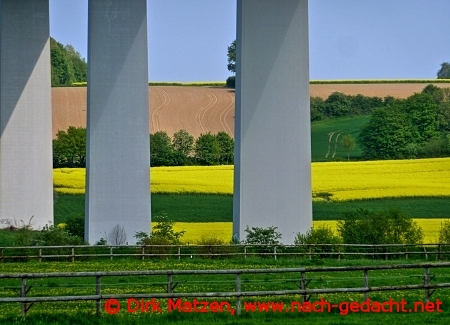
294, 225, 342, 245
65, 214, 84, 239
439, 220, 450, 243
226, 76, 235, 88
294, 225, 342, 258
337, 208, 423, 245
195, 235, 235, 258
244, 226, 282, 245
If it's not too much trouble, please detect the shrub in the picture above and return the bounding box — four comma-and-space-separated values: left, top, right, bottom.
244, 226, 282, 245
65, 214, 84, 239
226, 76, 235, 88
337, 208, 423, 245
439, 220, 450, 243
294, 225, 342, 258
195, 235, 235, 259
294, 225, 342, 245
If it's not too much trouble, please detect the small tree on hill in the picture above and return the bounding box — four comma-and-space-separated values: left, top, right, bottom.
339, 134, 356, 160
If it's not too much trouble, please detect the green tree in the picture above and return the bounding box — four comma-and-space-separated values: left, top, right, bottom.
172, 129, 194, 164
339, 134, 356, 160
324, 92, 352, 117
216, 131, 234, 164
437, 62, 450, 79
195, 132, 221, 165
150, 131, 182, 166
51, 38, 75, 86
53, 126, 86, 167
404, 93, 439, 143
358, 104, 414, 159
64, 44, 87, 82
227, 40, 236, 74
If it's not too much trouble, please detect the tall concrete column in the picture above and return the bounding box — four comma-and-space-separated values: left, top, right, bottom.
0, 0, 53, 230
234, 0, 312, 244
86, 0, 150, 244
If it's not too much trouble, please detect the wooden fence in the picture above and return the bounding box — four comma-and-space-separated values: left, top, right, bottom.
1, 243, 450, 262
1, 262, 450, 316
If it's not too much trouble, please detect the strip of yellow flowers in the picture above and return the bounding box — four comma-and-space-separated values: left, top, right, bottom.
54, 158, 450, 202
165, 219, 444, 244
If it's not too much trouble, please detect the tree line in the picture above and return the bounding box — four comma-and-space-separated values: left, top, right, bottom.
50, 38, 87, 87
358, 85, 450, 160
53, 128, 234, 168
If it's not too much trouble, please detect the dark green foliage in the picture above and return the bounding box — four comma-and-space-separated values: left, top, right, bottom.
50, 38, 87, 87
437, 62, 450, 79
36, 225, 84, 246
294, 225, 342, 245
244, 226, 282, 245
439, 220, 450, 243
195, 132, 221, 165
65, 214, 85, 239
226, 76, 235, 88
310, 96, 326, 121
216, 131, 234, 164
150, 131, 184, 166
226, 40, 236, 74
53, 126, 86, 167
359, 87, 450, 159
337, 208, 424, 245
358, 104, 414, 159
172, 129, 195, 165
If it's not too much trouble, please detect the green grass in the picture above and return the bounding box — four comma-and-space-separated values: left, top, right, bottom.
53, 194, 450, 225
311, 115, 370, 161
1, 260, 450, 324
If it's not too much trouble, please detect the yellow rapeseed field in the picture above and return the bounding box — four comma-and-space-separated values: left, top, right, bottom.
53, 158, 450, 201
161, 220, 445, 244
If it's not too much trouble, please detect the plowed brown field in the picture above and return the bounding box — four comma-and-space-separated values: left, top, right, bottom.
51, 83, 449, 138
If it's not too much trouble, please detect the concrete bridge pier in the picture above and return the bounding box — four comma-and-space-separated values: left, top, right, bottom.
0, 0, 53, 230
234, 0, 312, 244
86, 0, 151, 245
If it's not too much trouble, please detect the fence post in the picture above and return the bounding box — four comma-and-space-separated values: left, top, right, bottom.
338, 245, 341, 260
300, 271, 307, 303
141, 246, 145, 261
244, 245, 247, 259
424, 267, 430, 302
405, 245, 408, 260
39, 248, 42, 263
423, 246, 428, 260
274, 246, 277, 260
72, 247, 75, 263
110, 247, 113, 261
21, 277, 27, 317
364, 270, 369, 300
309, 246, 312, 261
96, 275, 102, 316
178, 246, 181, 261
236, 273, 241, 316
167, 274, 173, 293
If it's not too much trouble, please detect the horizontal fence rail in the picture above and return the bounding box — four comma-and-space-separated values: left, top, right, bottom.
1, 263, 450, 316
1, 243, 450, 262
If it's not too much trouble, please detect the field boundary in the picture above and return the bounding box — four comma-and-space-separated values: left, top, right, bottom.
2, 243, 450, 262
2, 262, 450, 316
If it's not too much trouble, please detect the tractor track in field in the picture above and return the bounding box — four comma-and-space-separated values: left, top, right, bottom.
52, 83, 448, 139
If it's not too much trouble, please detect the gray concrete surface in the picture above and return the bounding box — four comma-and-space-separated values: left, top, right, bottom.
0, 0, 53, 230
234, 0, 312, 244
86, 0, 150, 244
